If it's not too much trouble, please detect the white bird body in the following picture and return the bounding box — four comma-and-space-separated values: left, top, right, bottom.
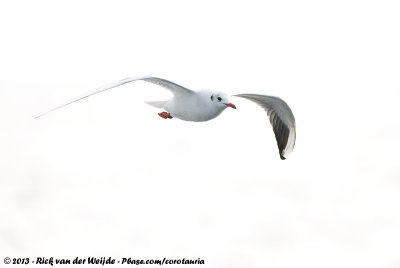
36, 76, 296, 159
153, 90, 225, 122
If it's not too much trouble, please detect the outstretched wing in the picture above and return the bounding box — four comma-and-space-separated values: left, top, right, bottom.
234, 94, 296, 160
35, 76, 193, 118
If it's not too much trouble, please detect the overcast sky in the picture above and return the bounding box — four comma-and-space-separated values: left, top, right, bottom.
1, 1, 400, 267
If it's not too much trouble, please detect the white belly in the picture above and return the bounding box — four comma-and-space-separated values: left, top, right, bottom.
164, 96, 223, 122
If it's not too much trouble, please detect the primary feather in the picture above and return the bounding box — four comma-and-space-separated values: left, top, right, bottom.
234, 94, 296, 159
34, 76, 192, 118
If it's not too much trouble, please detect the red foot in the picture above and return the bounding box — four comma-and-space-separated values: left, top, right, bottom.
158, 111, 173, 119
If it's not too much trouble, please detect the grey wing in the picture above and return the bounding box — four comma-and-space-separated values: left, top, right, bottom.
234, 94, 296, 160
35, 76, 193, 118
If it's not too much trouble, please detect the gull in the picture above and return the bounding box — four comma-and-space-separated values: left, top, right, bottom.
36, 76, 296, 159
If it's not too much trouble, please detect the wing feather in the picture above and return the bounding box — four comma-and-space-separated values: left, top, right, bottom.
35, 76, 192, 118
234, 94, 296, 160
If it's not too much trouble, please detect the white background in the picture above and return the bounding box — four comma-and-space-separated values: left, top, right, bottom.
1, 0, 400, 267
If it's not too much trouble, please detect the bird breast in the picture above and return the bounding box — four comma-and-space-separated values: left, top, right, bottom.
165, 95, 223, 122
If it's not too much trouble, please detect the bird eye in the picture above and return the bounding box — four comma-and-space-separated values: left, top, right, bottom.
217, 97, 222, 102
211, 95, 214, 101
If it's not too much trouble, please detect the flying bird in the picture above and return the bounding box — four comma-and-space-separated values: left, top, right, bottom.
36, 77, 296, 159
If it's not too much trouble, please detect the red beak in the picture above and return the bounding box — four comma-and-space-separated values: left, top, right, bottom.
225, 103, 237, 109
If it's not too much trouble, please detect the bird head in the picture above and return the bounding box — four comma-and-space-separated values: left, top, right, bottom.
210, 91, 236, 110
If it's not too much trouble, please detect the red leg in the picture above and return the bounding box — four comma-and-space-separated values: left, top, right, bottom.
158, 111, 173, 119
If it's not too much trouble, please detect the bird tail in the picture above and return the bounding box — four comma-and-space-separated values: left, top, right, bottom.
145, 100, 167, 109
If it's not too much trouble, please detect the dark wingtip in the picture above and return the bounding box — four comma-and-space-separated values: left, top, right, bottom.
280, 154, 286, 160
